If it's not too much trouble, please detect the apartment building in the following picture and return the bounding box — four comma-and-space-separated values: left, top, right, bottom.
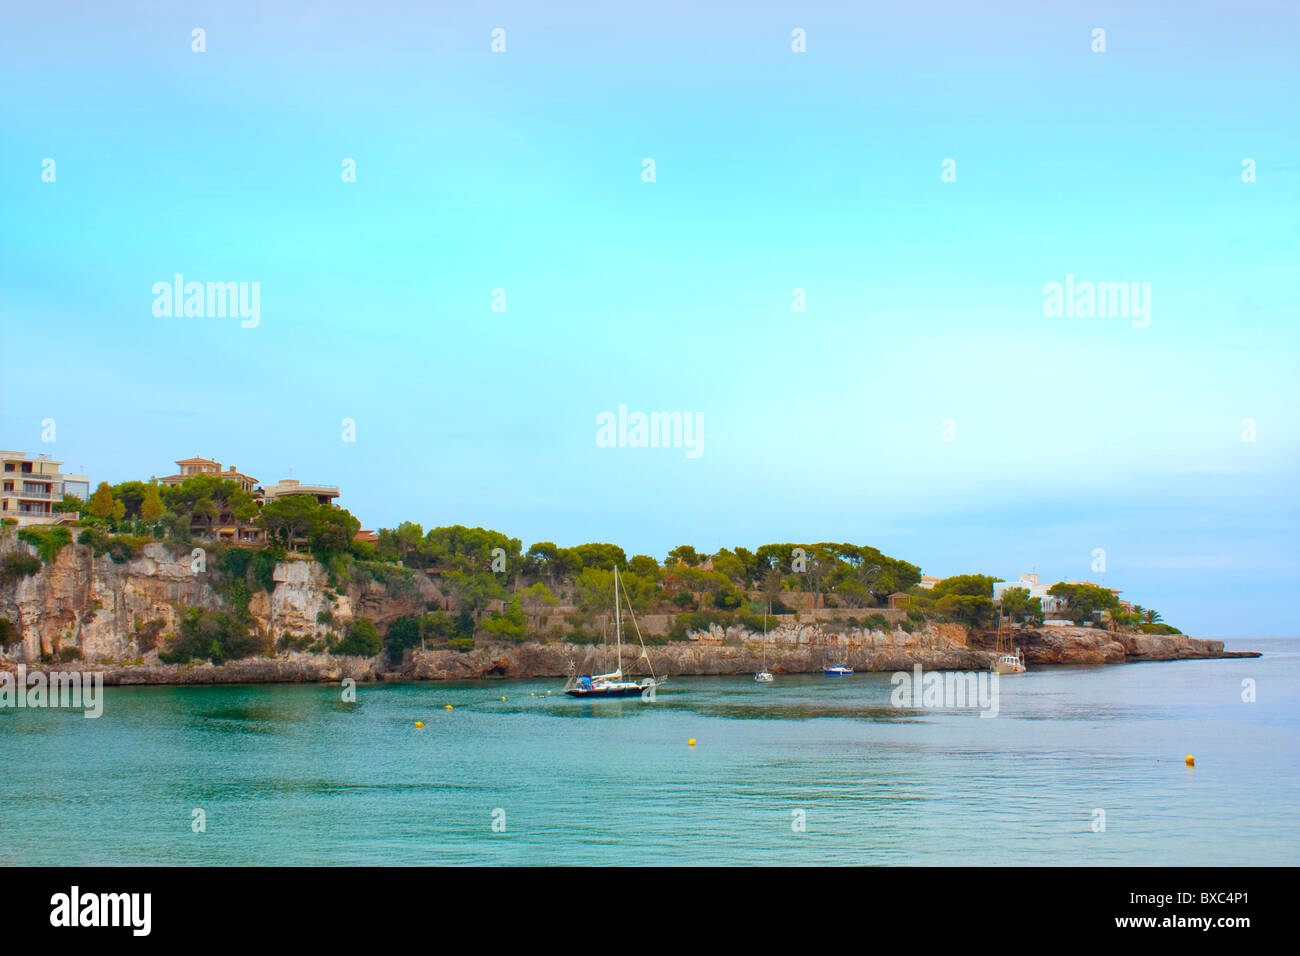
0, 451, 87, 525
260, 479, 340, 506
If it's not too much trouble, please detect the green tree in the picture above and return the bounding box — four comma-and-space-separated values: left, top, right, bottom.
442, 570, 505, 620
1047, 582, 1120, 625
518, 580, 559, 628
482, 599, 528, 642
568, 542, 627, 571
258, 495, 320, 550
998, 586, 1043, 624
140, 481, 165, 524
311, 504, 361, 557
88, 482, 115, 519
628, 554, 661, 579
667, 545, 702, 567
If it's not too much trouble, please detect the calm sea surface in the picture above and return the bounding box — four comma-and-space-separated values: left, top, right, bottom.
2, 638, 1297, 865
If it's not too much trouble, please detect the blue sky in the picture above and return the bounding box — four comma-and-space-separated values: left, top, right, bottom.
2, 1, 1297, 636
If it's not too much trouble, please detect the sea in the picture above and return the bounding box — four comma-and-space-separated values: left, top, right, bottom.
2, 638, 1296, 865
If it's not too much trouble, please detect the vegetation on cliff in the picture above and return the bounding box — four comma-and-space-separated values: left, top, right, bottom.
3, 472, 1177, 664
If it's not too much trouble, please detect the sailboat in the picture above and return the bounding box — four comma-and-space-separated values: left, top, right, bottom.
564, 566, 666, 698
755, 604, 773, 682
993, 613, 1027, 675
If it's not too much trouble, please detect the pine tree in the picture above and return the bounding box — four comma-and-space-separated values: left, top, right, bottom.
141, 481, 164, 524
89, 482, 115, 519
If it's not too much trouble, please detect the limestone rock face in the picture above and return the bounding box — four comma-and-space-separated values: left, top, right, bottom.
0, 538, 434, 665
0, 535, 1255, 683
1, 538, 217, 662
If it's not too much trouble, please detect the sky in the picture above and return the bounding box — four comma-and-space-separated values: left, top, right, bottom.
2, 1, 1297, 636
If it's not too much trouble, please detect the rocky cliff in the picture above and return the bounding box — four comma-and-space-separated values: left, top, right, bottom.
0, 535, 1256, 684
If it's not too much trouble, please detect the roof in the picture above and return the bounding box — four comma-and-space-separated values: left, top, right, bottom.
175, 457, 219, 465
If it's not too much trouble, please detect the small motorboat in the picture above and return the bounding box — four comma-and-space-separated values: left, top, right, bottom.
824, 662, 853, 676
994, 649, 1027, 675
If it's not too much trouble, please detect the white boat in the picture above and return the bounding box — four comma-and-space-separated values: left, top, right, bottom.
564, 567, 666, 698
755, 606, 774, 682
994, 649, 1026, 674
993, 615, 1027, 674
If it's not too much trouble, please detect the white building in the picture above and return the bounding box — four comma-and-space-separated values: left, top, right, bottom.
992, 573, 1066, 614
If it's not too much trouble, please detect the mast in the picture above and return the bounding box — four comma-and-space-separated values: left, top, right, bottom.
614, 566, 623, 674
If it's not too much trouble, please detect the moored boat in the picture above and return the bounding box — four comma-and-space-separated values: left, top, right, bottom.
564, 567, 666, 699
755, 605, 774, 682
993, 614, 1028, 674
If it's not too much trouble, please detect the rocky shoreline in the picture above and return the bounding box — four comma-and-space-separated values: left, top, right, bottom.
3, 625, 1259, 686
0, 539, 1259, 686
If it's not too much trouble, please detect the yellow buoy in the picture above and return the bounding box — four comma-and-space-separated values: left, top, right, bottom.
501, 696, 506, 701
414, 721, 424, 728
444, 704, 453, 710
1185, 754, 1195, 766
688, 738, 696, 746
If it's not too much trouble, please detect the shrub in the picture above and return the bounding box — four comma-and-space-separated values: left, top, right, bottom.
481, 600, 527, 642
158, 607, 265, 664
18, 527, 72, 564
384, 615, 422, 662
565, 626, 601, 645
276, 633, 315, 653
1, 550, 42, 582
77, 528, 147, 563
133, 618, 166, 651
331, 618, 382, 657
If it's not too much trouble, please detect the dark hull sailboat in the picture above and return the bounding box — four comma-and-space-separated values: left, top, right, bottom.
562, 566, 665, 700
564, 681, 652, 699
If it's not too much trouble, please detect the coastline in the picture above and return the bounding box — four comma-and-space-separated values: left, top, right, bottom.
4, 625, 1260, 687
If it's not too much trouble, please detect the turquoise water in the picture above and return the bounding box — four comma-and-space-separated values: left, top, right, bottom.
2, 639, 1297, 865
